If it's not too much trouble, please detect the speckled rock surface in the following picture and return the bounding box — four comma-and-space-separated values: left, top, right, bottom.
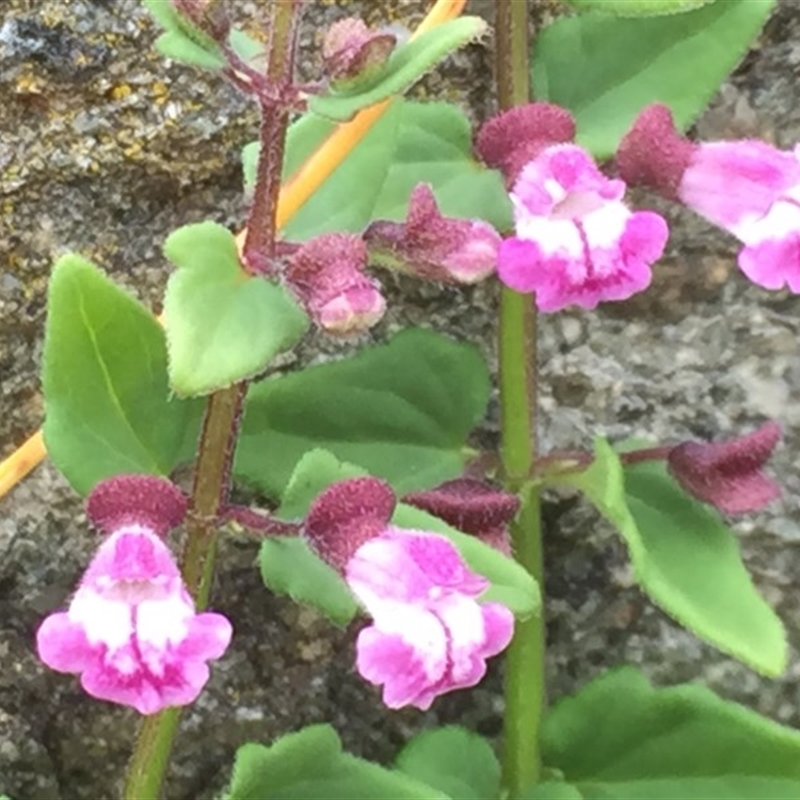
1, 0, 800, 798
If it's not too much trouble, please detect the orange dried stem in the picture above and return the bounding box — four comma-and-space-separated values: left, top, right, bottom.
0, 430, 45, 498
0, 0, 467, 500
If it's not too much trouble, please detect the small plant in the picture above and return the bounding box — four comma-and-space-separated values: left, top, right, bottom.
4, 0, 799, 797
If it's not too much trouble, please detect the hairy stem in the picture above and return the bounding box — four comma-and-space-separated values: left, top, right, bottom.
123, 3, 302, 797
495, 0, 545, 796
243, 0, 300, 269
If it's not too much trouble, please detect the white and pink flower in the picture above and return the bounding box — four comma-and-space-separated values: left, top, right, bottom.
618, 104, 800, 293
498, 144, 668, 312
345, 527, 513, 710
36, 476, 232, 715
305, 477, 515, 710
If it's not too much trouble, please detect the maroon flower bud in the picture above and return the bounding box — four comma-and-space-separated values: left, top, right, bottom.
475, 103, 576, 187
86, 475, 188, 538
404, 478, 519, 556
285, 233, 386, 335
667, 422, 782, 515
304, 477, 397, 572
322, 17, 397, 91
364, 184, 501, 284
616, 104, 696, 201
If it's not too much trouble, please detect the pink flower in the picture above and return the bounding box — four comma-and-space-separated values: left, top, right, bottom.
36, 522, 232, 715
364, 184, 501, 284
499, 144, 668, 311
345, 527, 514, 710
618, 104, 800, 293
667, 422, 782, 515
285, 233, 386, 334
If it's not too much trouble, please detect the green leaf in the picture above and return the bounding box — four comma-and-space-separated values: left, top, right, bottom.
143, 0, 225, 70
259, 537, 357, 626
393, 504, 539, 619
534, 0, 775, 159
586, 777, 800, 800
543, 668, 800, 784
154, 31, 226, 69
521, 784, 584, 800
163, 222, 308, 397
563, 440, 786, 674
228, 28, 265, 65
225, 725, 448, 800
243, 100, 511, 237
310, 17, 488, 121
258, 450, 365, 626
235, 327, 490, 498
524, 778, 800, 799
564, 0, 717, 16
42, 255, 200, 495
396, 726, 500, 800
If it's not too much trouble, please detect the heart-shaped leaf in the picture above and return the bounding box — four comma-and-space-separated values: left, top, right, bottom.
534, 0, 775, 159
396, 726, 501, 800
563, 440, 786, 675
163, 222, 308, 397
310, 17, 488, 121
543, 667, 800, 783
258, 536, 358, 627
42, 255, 201, 495
143, 0, 226, 69
235, 327, 490, 498
224, 725, 448, 800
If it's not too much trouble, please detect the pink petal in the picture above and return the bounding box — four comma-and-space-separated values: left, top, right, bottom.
83, 526, 180, 585
478, 602, 516, 658
739, 235, 800, 292
36, 614, 94, 673
680, 141, 800, 230
621, 211, 670, 268
497, 238, 544, 293
179, 613, 233, 661
355, 626, 445, 710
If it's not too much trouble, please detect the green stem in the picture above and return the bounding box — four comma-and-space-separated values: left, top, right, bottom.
122, 383, 247, 800
122, 2, 302, 795
494, 0, 545, 796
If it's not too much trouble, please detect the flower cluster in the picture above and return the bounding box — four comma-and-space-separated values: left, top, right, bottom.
473, 101, 800, 313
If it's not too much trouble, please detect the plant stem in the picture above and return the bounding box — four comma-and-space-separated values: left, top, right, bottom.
122, 384, 247, 800
123, 3, 302, 797
243, 0, 300, 270
495, 0, 545, 796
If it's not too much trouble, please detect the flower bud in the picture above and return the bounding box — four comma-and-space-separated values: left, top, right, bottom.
86, 474, 187, 537
304, 477, 397, 572
322, 17, 396, 91
404, 478, 519, 555
285, 233, 386, 335
667, 421, 782, 515
365, 184, 500, 284
475, 102, 576, 187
